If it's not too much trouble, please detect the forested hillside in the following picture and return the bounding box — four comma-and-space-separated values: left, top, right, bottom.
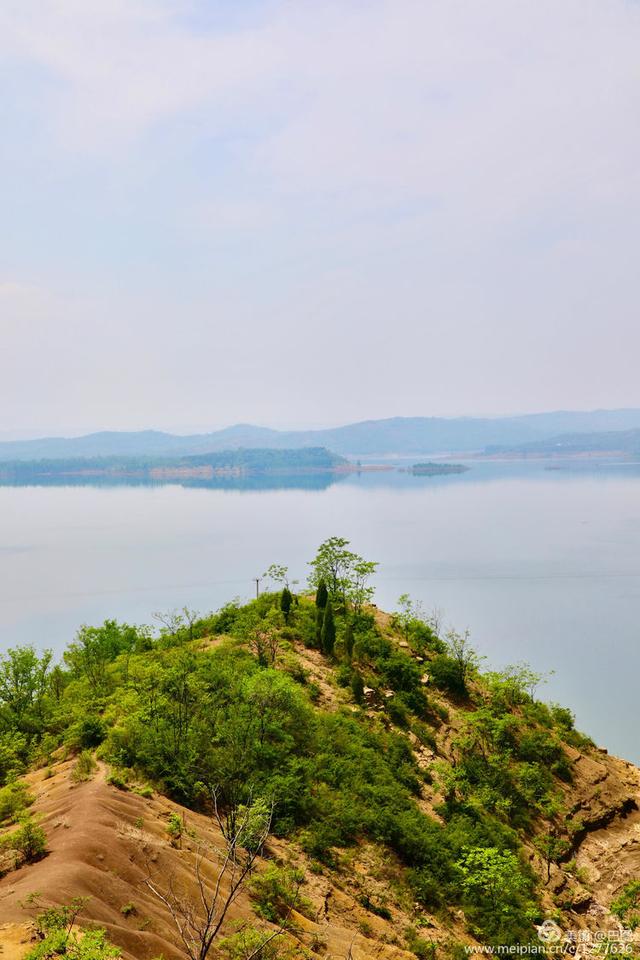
0, 447, 345, 486
1, 539, 639, 959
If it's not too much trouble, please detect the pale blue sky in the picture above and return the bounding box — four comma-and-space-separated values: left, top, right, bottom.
1, 0, 639, 437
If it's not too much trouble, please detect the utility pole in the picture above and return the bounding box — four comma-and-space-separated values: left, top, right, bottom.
254, 577, 261, 599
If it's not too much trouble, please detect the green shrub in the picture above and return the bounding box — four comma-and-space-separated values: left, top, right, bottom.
405, 928, 437, 960
166, 812, 183, 846
26, 928, 121, 959
0, 780, 33, 824
26, 896, 122, 957
0, 731, 27, 786
353, 630, 392, 663
106, 768, 129, 790
412, 721, 437, 752
549, 704, 574, 731
249, 864, 307, 922
429, 655, 466, 696
71, 750, 96, 783
68, 716, 106, 750
350, 672, 365, 703
611, 880, 640, 929
2, 814, 47, 863
133, 784, 153, 799
550, 757, 573, 783
457, 847, 537, 945
386, 696, 409, 727
336, 663, 353, 687
220, 925, 292, 959
299, 821, 340, 863
359, 893, 392, 920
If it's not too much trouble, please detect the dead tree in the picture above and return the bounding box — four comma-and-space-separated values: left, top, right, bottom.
152, 608, 185, 638
143, 792, 285, 960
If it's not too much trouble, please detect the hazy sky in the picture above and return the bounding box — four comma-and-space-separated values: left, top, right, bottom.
1, 0, 639, 437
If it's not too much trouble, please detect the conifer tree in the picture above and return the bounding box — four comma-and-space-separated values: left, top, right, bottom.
315, 606, 324, 648
345, 620, 355, 659
315, 579, 328, 609
351, 671, 364, 703
280, 587, 292, 624
321, 600, 336, 657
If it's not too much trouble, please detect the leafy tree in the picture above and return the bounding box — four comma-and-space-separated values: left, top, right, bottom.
395, 594, 423, 640
485, 663, 547, 709
263, 564, 290, 589
242, 672, 305, 749
181, 607, 201, 642
64, 621, 143, 696
350, 558, 378, 613
429, 654, 467, 696
152, 609, 185, 638
446, 629, 481, 686
534, 828, 570, 883
430, 631, 481, 695
457, 847, 533, 942
249, 626, 280, 667
0, 778, 33, 822
0, 730, 27, 786
0, 646, 53, 737
320, 601, 336, 657
308, 538, 377, 611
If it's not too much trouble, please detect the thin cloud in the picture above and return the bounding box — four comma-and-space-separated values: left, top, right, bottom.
1, 1, 639, 433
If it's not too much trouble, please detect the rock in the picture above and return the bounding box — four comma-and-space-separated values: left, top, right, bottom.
570, 888, 593, 910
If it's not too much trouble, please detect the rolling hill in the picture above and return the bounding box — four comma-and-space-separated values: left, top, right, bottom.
3, 596, 640, 959
4, 409, 640, 460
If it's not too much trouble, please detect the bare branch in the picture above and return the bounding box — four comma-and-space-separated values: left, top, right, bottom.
142, 790, 275, 960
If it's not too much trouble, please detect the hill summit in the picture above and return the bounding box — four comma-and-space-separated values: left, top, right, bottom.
1, 539, 640, 959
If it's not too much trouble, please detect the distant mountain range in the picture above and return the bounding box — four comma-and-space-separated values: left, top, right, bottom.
485, 427, 640, 457
3, 409, 640, 460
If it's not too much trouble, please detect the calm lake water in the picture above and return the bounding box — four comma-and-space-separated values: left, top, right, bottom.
2, 459, 639, 761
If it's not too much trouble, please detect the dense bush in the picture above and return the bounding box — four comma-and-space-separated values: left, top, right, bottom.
429, 654, 467, 696
26, 898, 121, 959
249, 863, 308, 921
0, 779, 33, 824
1, 814, 47, 864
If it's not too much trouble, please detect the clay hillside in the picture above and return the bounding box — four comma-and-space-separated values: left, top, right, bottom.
1, 583, 640, 959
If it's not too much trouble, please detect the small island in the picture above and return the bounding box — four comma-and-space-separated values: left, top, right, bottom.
410, 461, 469, 476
